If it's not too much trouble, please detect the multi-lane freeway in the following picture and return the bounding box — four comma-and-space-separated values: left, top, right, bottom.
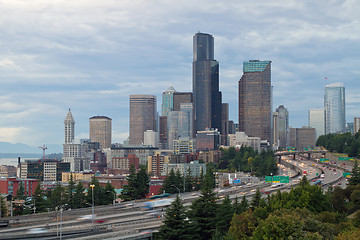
0, 154, 353, 239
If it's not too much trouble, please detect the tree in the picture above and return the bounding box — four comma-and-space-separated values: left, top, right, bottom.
49, 182, 66, 210
67, 173, 76, 209
16, 182, 25, 200
188, 170, 218, 240
0, 196, 7, 217
216, 196, 233, 235
73, 181, 86, 209
349, 160, 360, 186
33, 184, 47, 213
156, 195, 195, 240
120, 165, 139, 201
250, 188, 261, 210
225, 210, 257, 240
87, 176, 104, 206
161, 169, 179, 194
136, 167, 150, 198
103, 181, 116, 205
332, 187, 347, 213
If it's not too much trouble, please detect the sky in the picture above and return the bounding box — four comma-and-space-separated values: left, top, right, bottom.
0, 0, 359, 151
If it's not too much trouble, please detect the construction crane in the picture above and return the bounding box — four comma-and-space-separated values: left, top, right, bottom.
39, 144, 47, 160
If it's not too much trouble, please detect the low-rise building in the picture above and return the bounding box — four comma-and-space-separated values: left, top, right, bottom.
62, 172, 95, 183
0, 177, 39, 197
161, 161, 206, 177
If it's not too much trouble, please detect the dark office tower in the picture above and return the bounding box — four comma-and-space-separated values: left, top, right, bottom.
129, 95, 156, 145
192, 32, 222, 133
159, 116, 168, 149
173, 92, 193, 111
239, 60, 272, 143
221, 103, 229, 145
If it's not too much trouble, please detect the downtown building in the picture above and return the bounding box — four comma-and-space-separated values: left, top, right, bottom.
89, 116, 112, 150
62, 109, 91, 172
192, 33, 222, 135
309, 108, 325, 141
324, 83, 345, 134
129, 95, 157, 145
273, 105, 289, 148
239, 60, 272, 144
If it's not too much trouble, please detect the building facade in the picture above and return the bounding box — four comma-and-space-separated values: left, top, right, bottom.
147, 154, 169, 177
309, 108, 325, 141
196, 128, 221, 151
173, 137, 196, 155
324, 83, 345, 134
129, 95, 157, 145
161, 86, 177, 116
273, 105, 288, 147
354, 117, 360, 135
192, 32, 222, 134
0, 177, 39, 197
288, 127, 316, 149
161, 161, 206, 178
89, 116, 112, 150
239, 60, 272, 143
228, 132, 261, 152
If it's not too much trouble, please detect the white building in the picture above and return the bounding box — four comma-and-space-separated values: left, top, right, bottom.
161, 161, 206, 178
144, 130, 159, 148
309, 108, 325, 141
354, 117, 360, 135
228, 132, 261, 152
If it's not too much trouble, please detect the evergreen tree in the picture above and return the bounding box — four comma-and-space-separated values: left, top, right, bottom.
67, 173, 76, 209
73, 181, 86, 209
16, 182, 25, 200
87, 176, 104, 206
103, 181, 116, 205
49, 182, 66, 210
120, 165, 139, 201
161, 169, 178, 194
185, 167, 193, 192
250, 188, 261, 210
0, 196, 7, 217
136, 167, 150, 198
33, 184, 47, 213
349, 160, 360, 186
216, 195, 233, 235
239, 195, 249, 213
188, 167, 218, 240
175, 169, 184, 193
156, 195, 195, 240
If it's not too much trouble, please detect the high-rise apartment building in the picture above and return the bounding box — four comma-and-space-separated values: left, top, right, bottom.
273, 105, 288, 147
324, 83, 345, 134
192, 32, 222, 133
354, 117, 360, 135
309, 108, 325, 141
129, 95, 157, 145
89, 116, 112, 150
239, 60, 272, 143
161, 86, 177, 116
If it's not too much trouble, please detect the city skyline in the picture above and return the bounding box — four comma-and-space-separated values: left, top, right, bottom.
0, 1, 359, 147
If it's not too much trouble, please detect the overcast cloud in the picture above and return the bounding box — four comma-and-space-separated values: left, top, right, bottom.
0, 0, 359, 149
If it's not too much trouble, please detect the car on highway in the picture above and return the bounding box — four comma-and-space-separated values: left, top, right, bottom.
27, 228, 48, 234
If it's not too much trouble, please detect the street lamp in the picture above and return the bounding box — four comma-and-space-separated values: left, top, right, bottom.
171, 185, 180, 196
90, 184, 95, 227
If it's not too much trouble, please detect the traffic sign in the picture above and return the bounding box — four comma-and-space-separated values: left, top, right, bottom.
280, 176, 289, 183
272, 176, 281, 183
343, 172, 351, 177
339, 157, 354, 161
265, 176, 272, 183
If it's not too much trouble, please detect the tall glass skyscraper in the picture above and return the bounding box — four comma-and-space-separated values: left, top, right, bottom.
239, 60, 272, 143
192, 32, 222, 133
273, 105, 288, 147
161, 86, 177, 116
324, 83, 345, 134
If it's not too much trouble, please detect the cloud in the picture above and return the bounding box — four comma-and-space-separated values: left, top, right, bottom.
0, 0, 359, 146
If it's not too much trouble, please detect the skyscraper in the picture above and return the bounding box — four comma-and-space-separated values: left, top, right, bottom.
324, 83, 345, 134
273, 105, 288, 147
89, 116, 112, 150
192, 32, 222, 133
129, 95, 157, 145
64, 109, 75, 144
239, 60, 272, 143
161, 86, 177, 116
309, 108, 325, 141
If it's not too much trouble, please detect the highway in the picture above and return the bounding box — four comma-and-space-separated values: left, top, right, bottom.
0, 154, 352, 239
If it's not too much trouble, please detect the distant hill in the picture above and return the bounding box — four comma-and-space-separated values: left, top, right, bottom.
0, 142, 62, 155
